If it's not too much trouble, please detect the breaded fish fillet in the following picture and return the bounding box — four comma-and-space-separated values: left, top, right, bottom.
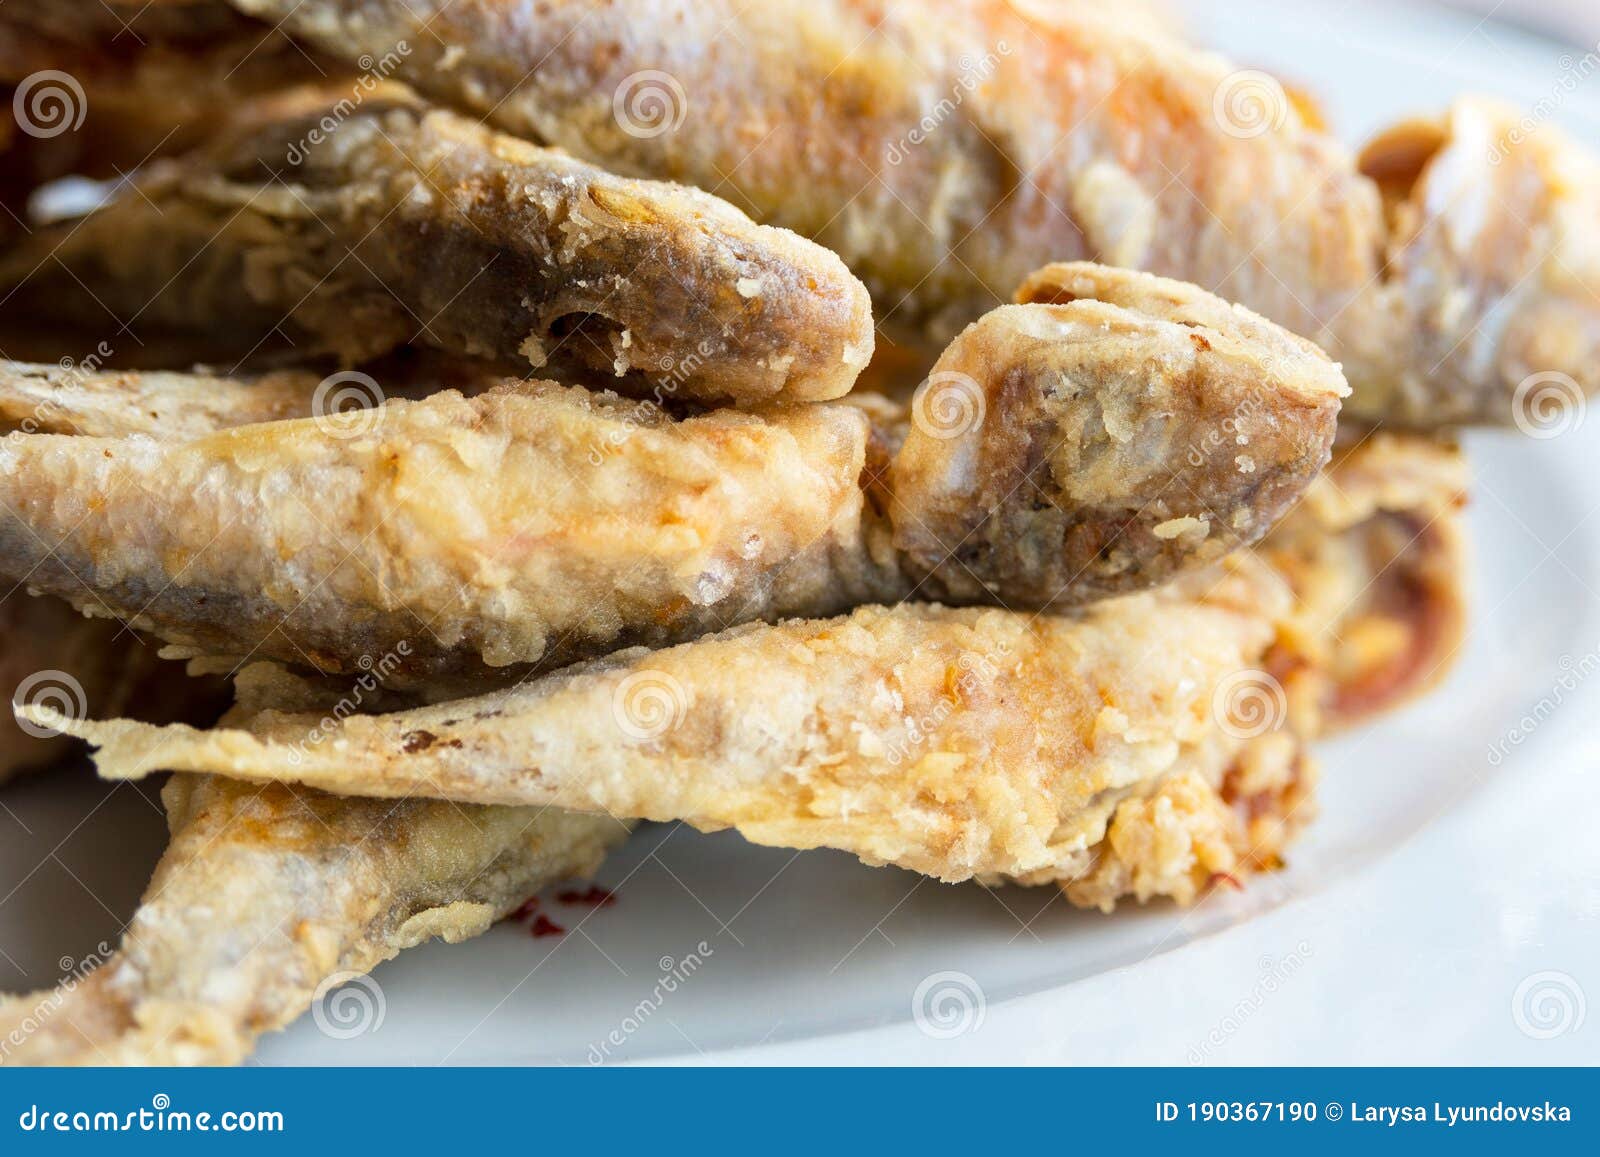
0, 664, 626, 1065
1261, 430, 1469, 733
0, 95, 874, 407
46, 559, 1312, 900
0, 265, 1344, 683
230, 0, 1600, 426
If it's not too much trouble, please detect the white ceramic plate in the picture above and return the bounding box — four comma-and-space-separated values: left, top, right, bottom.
3, 0, 1598, 1066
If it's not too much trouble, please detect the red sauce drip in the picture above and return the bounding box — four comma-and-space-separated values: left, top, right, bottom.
530, 915, 566, 938
507, 896, 540, 922
556, 885, 616, 908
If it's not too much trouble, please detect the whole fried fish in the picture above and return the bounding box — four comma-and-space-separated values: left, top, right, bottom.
47, 558, 1314, 903
227, 0, 1600, 426
0, 95, 874, 407
0, 663, 628, 1066
0, 265, 1345, 684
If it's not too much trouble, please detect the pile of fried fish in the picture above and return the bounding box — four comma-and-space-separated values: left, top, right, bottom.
0, 0, 1592, 1064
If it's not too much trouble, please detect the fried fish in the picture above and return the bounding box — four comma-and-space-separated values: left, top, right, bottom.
0, 662, 627, 1065
0, 95, 874, 407
43, 558, 1313, 904
1261, 430, 1469, 733
229, 0, 1600, 426
0, 265, 1344, 684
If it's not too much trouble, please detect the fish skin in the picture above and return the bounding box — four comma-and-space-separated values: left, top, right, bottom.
0, 663, 628, 1067
50, 559, 1311, 896
224, 0, 1600, 426
0, 264, 1345, 683
0, 378, 878, 685
0, 95, 875, 407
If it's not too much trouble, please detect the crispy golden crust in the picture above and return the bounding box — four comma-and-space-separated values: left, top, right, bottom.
236, 0, 1599, 426
0, 773, 626, 1065
0, 361, 324, 438
0, 97, 874, 406
892, 264, 1346, 605
0, 266, 1340, 682
1260, 431, 1469, 734
0, 380, 877, 684
52, 560, 1307, 894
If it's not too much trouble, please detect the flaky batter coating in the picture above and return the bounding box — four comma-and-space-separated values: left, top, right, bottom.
0, 96, 874, 406
0, 360, 324, 438
231, 0, 1600, 426
893, 264, 1346, 605
0, 266, 1342, 683
1260, 431, 1469, 733
0, 772, 625, 1065
50, 563, 1307, 892
0, 379, 876, 683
